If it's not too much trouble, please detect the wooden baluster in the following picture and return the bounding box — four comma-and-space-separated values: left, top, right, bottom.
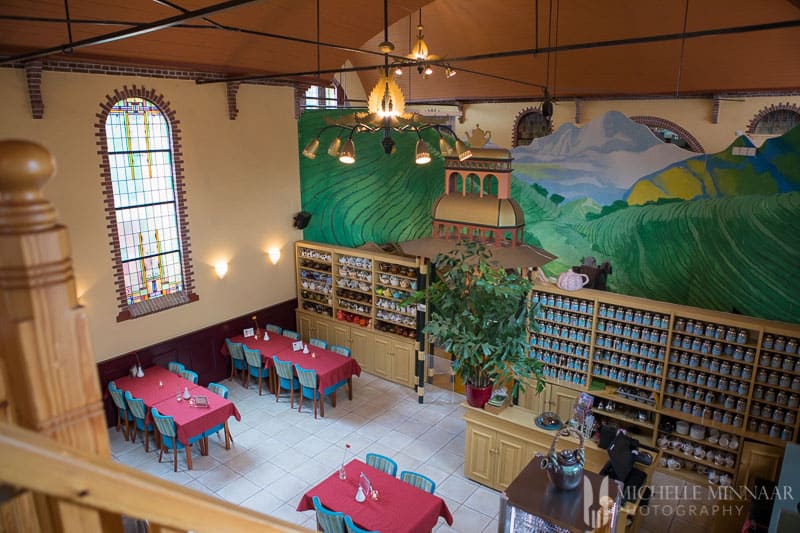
0, 141, 122, 532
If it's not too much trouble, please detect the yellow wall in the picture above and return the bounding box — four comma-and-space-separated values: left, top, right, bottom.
457, 96, 800, 153
0, 69, 302, 361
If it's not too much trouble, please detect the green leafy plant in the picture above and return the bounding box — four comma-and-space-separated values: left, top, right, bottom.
408, 241, 545, 398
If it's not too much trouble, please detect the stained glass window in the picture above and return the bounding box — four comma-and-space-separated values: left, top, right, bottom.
104, 97, 184, 306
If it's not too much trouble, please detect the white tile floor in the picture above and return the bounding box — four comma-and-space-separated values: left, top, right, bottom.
110, 371, 501, 532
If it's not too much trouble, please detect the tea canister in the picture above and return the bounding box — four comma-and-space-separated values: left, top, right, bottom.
663, 397, 673, 409
655, 363, 663, 374
762, 405, 773, 419
758, 422, 769, 434
781, 428, 792, 441
744, 348, 755, 363
760, 354, 772, 367
731, 364, 742, 377
783, 358, 794, 371
726, 328, 737, 342
765, 389, 777, 402
768, 372, 780, 386
763, 334, 774, 349
700, 356, 711, 369
683, 402, 693, 414
708, 375, 718, 388
737, 329, 748, 345
751, 404, 762, 417
786, 338, 798, 354
624, 308, 634, 322
701, 340, 711, 354
773, 408, 785, 422
771, 356, 782, 369
722, 412, 733, 425
756, 369, 768, 383
779, 374, 791, 388
693, 322, 704, 336
705, 391, 715, 404
692, 404, 703, 417
712, 342, 723, 356
642, 312, 652, 326
710, 359, 720, 373
623, 324, 632, 337
599, 304, 608, 317
720, 362, 731, 375
742, 366, 752, 380
789, 394, 800, 408
715, 325, 726, 339
687, 370, 697, 383
579, 301, 587, 313
615, 307, 624, 320
733, 415, 744, 428
555, 296, 563, 309
659, 332, 668, 344
718, 377, 729, 392
724, 396, 735, 409
769, 424, 781, 439
736, 399, 746, 413
790, 377, 800, 391
775, 336, 786, 352
738, 382, 748, 395
685, 320, 695, 334
705, 323, 716, 337
786, 411, 796, 425
748, 420, 758, 432
677, 368, 687, 381
697, 372, 707, 386
754, 386, 764, 400
733, 346, 744, 360
713, 410, 723, 423
691, 338, 702, 352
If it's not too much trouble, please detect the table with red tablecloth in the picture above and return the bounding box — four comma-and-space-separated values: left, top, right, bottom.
223, 333, 361, 408
115, 366, 241, 448
296, 459, 454, 533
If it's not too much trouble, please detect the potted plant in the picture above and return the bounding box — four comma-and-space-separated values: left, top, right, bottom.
408, 240, 545, 407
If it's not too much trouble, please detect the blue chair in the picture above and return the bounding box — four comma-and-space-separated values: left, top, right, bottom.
309, 337, 328, 350
225, 338, 246, 385
243, 345, 269, 395
330, 345, 351, 357
296, 364, 333, 418
399, 470, 436, 494
327, 345, 352, 407
266, 323, 283, 335
203, 383, 233, 445
181, 369, 199, 384
344, 515, 379, 533
124, 391, 154, 452
108, 381, 133, 440
168, 361, 185, 375
272, 355, 299, 407
282, 329, 301, 341
365, 453, 397, 477
151, 407, 206, 472
312, 496, 345, 533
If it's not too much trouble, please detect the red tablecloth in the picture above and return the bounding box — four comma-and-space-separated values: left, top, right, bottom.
226, 334, 362, 392
152, 385, 240, 445
296, 459, 453, 533
115, 366, 241, 445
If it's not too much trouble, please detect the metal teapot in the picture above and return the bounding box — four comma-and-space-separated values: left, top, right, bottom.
557, 270, 590, 291
536, 427, 585, 490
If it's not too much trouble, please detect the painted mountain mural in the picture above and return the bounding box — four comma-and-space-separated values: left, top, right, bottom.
297, 109, 800, 323
512, 111, 696, 205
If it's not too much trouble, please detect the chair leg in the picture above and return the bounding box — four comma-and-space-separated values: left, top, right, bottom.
158, 443, 164, 464
290, 383, 295, 409
314, 395, 318, 419
185, 445, 193, 470
332, 391, 337, 408
319, 393, 323, 418
298, 391, 303, 413
173, 446, 178, 472
258, 375, 263, 396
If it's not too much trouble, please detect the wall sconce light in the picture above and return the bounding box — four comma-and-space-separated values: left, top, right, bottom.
268, 248, 281, 265
214, 261, 229, 279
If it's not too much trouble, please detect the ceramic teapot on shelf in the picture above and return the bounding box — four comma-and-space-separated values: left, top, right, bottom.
557, 269, 590, 291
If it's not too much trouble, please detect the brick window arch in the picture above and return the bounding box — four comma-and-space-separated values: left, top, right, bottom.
95, 85, 197, 321
512, 106, 553, 147
747, 103, 800, 135
629, 116, 704, 153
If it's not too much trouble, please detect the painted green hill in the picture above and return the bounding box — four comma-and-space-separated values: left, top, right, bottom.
576, 192, 800, 322
626, 125, 800, 205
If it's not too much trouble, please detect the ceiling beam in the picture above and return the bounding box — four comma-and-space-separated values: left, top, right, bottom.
0, 0, 264, 66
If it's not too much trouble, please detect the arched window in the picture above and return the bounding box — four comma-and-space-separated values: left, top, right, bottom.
747, 103, 800, 135
512, 107, 553, 147
629, 116, 704, 152
96, 87, 197, 321
482, 175, 499, 196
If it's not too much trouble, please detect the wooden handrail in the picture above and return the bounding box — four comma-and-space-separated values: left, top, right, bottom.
0, 421, 311, 533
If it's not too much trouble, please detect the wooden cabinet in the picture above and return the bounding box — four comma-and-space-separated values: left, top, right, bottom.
372, 332, 414, 387
517, 381, 580, 424
295, 309, 415, 388
464, 415, 533, 491
735, 440, 783, 490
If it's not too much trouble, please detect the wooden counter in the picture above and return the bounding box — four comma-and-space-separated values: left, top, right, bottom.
464, 403, 657, 532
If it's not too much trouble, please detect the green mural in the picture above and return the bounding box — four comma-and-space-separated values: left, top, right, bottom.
298, 109, 800, 323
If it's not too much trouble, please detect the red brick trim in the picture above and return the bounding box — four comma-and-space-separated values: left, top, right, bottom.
746, 102, 800, 134
629, 115, 704, 153
94, 85, 198, 321
24, 61, 44, 119
226, 81, 240, 120
511, 106, 554, 147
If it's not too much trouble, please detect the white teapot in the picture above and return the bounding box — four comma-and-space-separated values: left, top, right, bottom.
557, 270, 590, 291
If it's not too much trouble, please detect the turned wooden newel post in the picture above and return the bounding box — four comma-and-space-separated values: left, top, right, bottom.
0, 140, 120, 532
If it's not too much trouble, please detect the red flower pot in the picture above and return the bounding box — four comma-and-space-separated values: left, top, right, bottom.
465, 383, 493, 408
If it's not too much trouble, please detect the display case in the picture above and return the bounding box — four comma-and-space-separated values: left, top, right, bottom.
297, 244, 333, 317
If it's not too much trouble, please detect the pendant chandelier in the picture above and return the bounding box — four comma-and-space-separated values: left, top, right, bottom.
302, 1, 470, 166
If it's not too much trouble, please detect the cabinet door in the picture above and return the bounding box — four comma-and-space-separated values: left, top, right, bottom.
551, 383, 580, 422
372, 334, 391, 380
465, 425, 495, 488
350, 327, 372, 372
390, 340, 415, 387
315, 318, 334, 346
518, 379, 549, 413
495, 432, 530, 490
296, 312, 313, 342
333, 323, 351, 349
736, 441, 783, 489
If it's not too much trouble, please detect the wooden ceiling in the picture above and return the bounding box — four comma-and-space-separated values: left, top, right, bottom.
1, 0, 798, 103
